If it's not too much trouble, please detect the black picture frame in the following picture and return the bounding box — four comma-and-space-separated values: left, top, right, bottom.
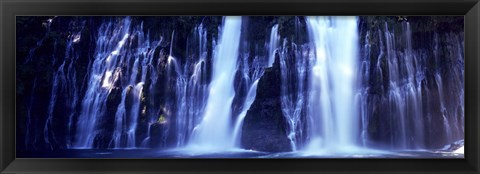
1, 0, 479, 173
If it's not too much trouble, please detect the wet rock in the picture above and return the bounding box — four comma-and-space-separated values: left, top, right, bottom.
150, 122, 167, 148
241, 53, 292, 152
358, 16, 465, 149
92, 86, 122, 149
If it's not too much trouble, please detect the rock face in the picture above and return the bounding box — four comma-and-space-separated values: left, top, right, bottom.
16, 16, 223, 151
358, 16, 465, 149
93, 86, 123, 148
150, 122, 167, 148
241, 54, 292, 152
16, 16, 465, 152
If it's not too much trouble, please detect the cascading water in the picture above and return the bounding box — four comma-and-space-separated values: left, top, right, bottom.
231, 79, 260, 146
44, 62, 64, 150
231, 39, 272, 147
25, 77, 37, 149
189, 16, 242, 150
356, 19, 464, 150
126, 82, 144, 147
108, 20, 162, 148
18, 16, 465, 158
431, 32, 465, 145
435, 73, 451, 141
267, 24, 280, 67
354, 28, 372, 148
74, 17, 132, 148
305, 16, 359, 151
383, 23, 408, 148
279, 39, 308, 151
402, 22, 425, 149
34, 19, 85, 150
43, 32, 64, 150
273, 17, 311, 151
65, 30, 86, 149
74, 17, 162, 148
170, 24, 210, 147
362, 21, 426, 149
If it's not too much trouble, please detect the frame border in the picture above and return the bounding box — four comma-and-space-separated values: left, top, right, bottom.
1, 0, 479, 173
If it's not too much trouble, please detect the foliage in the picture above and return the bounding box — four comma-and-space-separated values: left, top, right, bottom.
158, 114, 167, 124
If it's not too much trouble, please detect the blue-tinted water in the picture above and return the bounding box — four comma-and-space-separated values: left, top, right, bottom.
17, 148, 464, 159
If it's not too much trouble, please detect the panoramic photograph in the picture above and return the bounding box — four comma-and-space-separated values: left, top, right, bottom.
16, 16, 464, 158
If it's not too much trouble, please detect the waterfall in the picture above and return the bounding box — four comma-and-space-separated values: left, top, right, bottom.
275, 17, 310, 151
44, 62, 64, 150
109, 21, 161, 148
279, 40, 308, 151
171, 24, 210, 147
167, 31, 190, 147
355, 30, 371, 147
189, 16, 242, 150
267, 24, 280, 67
43, 36, 64, 150
126, 82, 143, 147
403, 22, 425, 149
25, 77, 37, 149
112, 87, 128, 148
19, 16, 465, 155
435, 73, 451, 141
373, 22, 425, 149
231, 79, 260, 146
305, 16, 358, 150
74, 17, 132, 148
69, 17, 167, 149
384, 23, 407, 148
42, 20, 85, 149
232, 23, 278, 147
432, 32, 464, 145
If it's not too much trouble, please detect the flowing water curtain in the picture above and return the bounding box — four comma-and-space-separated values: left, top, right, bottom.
23, 17, 57, 64
355, 29, 371, 147
358, 20, 424, 149
43, 19, 87, 149
112, 21, 142, 148
275, 17, 311, 151
305, 16, 359, 151
170, 17, 269, 149
267, 24, 280, 67
231, 19, 274, 147
386, 22, 424, 149
171, 24, 210, 147
278, 38, 309, 151
31, 16, 465, 152
74, 17, 133, 148
73, 17, 164, 148
358, 18, 464, 150
431, 30, 465, 146
189, 16, 242, 150
111, 21, 165, 148
24, 76, 37, 149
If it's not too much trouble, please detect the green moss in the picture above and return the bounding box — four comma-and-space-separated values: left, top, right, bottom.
141, 93, 146, 103
157, 114, 167, 124
141, 105, 147, 117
